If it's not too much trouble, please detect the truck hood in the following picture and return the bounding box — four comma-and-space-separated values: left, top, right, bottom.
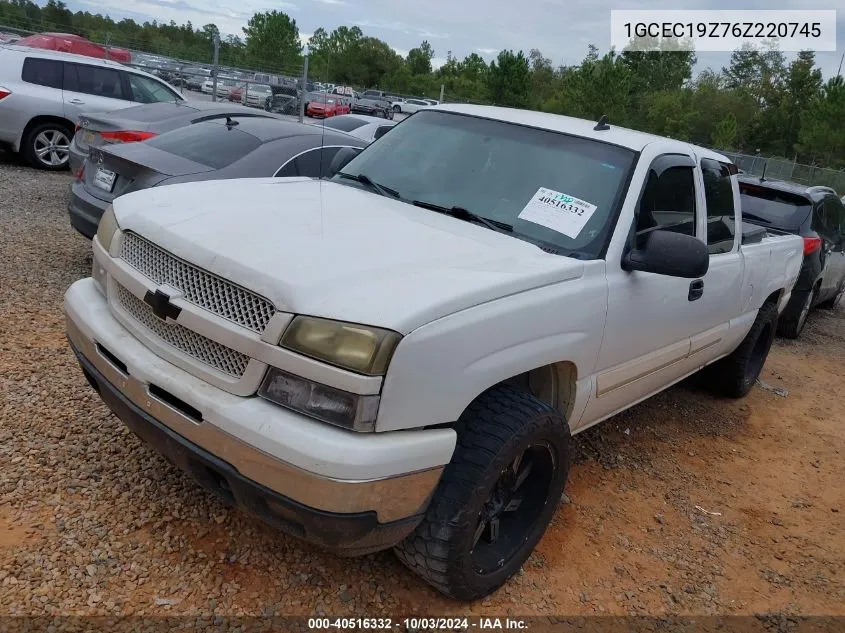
113, 178, 585, 333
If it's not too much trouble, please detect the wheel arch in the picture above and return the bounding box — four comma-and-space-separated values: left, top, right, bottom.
474, 361, 579, 423
20, 115, 75, 150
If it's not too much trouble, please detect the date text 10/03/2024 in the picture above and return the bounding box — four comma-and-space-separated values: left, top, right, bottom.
308, 618, 529, 630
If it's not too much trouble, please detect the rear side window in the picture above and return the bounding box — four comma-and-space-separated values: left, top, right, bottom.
21, 58, 63, 89
277, 147, 353, 179
144, 120, 262, 169
374, 125, 392, 140
127, 73, 179, 103
64, 64, 126, 100
324, 118, 367, 133
701, 158, 736, 254
824, 197, 845, 237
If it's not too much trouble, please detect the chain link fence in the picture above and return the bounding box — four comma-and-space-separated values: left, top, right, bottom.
720, 151, 845, 195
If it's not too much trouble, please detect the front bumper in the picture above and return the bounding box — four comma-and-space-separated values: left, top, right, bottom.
64, 278, 455, 554
68, 179, 108, 239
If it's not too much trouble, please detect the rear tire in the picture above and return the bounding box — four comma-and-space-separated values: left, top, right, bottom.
817, 285, 844, 310
23, 121, 72, 170
394, 385, 570, 600
777, 288, 814, 339
711, 301, 778, 398
393, 104, 401, 113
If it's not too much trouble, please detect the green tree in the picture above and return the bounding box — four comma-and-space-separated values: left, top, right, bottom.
796, 76, 845, 168
42, 0, 72, 29
242, 10, 301, 71
562, 48, 631, 124
776, 51, 823, 157
487, 49, 530, 106
407, 40, 434, 75
711, 114, 738, 150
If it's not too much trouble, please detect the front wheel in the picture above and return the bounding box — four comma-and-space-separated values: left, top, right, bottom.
394, 385, 570, 600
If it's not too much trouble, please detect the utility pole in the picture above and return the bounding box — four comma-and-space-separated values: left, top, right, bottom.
299, 46, 309, 123
211, 33, 220, 102
104, 32, 111, 61
439, 83, 444, 103
838, 51, 844, 78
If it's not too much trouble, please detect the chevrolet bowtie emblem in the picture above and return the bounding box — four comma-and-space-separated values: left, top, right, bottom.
143, 289, 182, 321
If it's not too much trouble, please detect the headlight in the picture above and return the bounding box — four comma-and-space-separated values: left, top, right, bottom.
281, 316, 400, 376
96, 204, 119, 253
259, 367, 380, 432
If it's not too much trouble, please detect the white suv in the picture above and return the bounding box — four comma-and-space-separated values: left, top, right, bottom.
0, 45, 183, 170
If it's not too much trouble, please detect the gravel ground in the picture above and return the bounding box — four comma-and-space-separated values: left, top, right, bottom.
1, 157, 843, 619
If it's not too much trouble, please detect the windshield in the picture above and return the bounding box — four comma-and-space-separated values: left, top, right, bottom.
332, 110, 636, 257
250, 84, 272, 94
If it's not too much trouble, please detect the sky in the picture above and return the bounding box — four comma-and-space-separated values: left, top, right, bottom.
60, 0, 844, 79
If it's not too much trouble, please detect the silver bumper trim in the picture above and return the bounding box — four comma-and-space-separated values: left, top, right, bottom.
66, 315, 443, 523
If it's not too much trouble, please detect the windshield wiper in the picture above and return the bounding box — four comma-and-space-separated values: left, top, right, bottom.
411, 200, 513, 233
336, 172, 400, 199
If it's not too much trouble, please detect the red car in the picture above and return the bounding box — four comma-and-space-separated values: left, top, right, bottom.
227, 83, 247, 102
16, 32, 131, 63
306, 93, 350, 118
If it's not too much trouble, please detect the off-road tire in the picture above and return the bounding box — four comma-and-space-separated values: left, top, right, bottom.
777, 288, 814, 339
711, 301, 778, 398
394, 385, 570, 600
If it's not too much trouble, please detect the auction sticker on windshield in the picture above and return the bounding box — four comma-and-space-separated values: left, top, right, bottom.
517, 187, 598, 238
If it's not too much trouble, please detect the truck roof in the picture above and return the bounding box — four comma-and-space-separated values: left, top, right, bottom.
433, 104, 730, 162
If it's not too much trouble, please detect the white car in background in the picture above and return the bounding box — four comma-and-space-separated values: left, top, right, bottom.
201, 76, 235, 95
391, 98, 430, 114
241, 83, 273, 108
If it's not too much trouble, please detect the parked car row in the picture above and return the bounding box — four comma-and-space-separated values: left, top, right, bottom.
0, 44, 183, 170
738, 177, 845, 335
63, 104, 813, 602
64, 101, 403, 239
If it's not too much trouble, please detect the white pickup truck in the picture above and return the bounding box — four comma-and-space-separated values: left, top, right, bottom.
64, 105, 804, 600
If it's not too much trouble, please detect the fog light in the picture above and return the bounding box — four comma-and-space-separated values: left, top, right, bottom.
258, 367, 379, 432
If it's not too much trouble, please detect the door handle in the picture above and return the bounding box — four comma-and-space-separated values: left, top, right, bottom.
69, 98, 84, 104
688, 279, 704, 301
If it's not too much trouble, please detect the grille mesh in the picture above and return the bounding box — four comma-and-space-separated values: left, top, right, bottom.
120, 232, 275, 333
115, 284, 250, 378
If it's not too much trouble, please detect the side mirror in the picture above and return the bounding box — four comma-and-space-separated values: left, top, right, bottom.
623, 230, 709, 278
328, 146, 362, 176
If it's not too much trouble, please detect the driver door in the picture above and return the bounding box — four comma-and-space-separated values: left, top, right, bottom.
581, 152, 710, 426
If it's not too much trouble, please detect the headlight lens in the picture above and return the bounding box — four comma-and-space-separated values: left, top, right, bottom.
281, 316, 400, 376
258, 367, 380, 432
96, 204, 119, 253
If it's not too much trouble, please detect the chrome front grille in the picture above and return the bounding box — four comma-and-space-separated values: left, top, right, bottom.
115, 284, 250, 378
120, 232, 276, 333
